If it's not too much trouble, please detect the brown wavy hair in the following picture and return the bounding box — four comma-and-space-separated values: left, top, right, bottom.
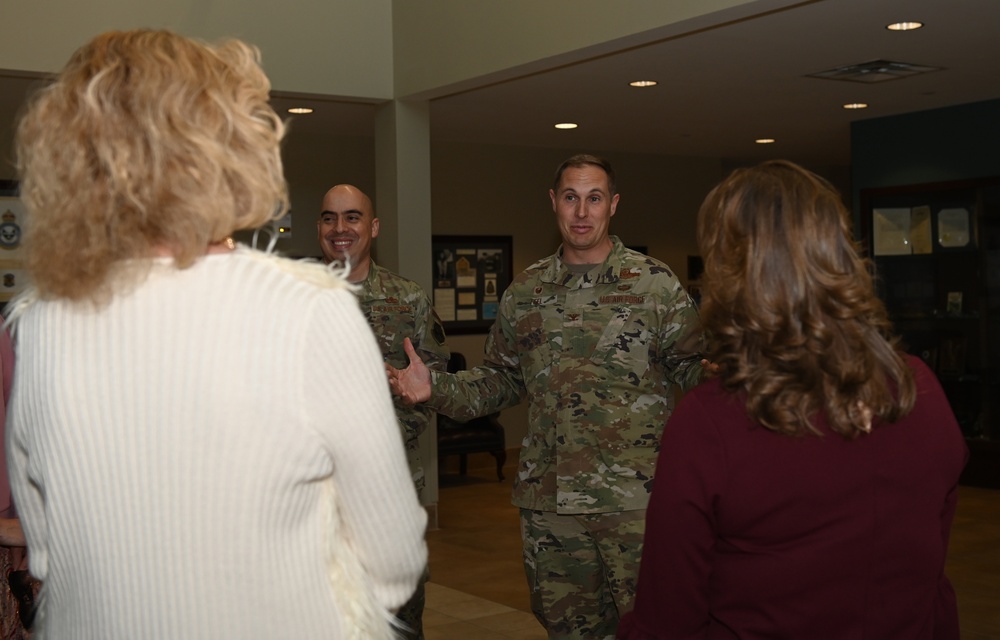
15, 29, 288, 304
696, 160, 914, 438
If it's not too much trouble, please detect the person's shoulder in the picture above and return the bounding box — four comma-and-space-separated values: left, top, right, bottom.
902, 353, 932, 376
614, 252, 686, 302
902, 353, 949, 396
669, 378, 748, 436
500, 260, 547, 301
617, 248, 680, 280
374, 265, 427, 295
233, 249, 353, 295
508, 253, 555, 288
683, 376, 730, 405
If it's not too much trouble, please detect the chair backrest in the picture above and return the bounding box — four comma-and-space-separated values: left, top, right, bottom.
448, 352, 467, 374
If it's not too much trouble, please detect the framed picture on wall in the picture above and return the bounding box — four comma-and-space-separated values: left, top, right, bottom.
0, 180, 27, 312
432, 235, 512, 335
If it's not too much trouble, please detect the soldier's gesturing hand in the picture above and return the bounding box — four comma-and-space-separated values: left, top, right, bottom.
386, 337, 433, 405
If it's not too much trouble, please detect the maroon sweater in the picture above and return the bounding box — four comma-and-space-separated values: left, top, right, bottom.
618, 356, 967, 640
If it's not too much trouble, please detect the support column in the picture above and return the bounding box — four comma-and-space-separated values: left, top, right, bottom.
374, 99, 440, 516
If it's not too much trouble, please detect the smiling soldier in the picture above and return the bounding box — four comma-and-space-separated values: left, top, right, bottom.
317, 184, 448, 640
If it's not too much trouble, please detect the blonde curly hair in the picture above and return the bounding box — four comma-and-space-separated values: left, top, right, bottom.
697, 160, 915, 438
15, 29, 288, 304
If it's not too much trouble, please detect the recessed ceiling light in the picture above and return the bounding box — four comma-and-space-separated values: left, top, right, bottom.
629, 80, 658, 88
755, 138, 775, 145
843, 103, 869, 109
886, 21, 923, 31
554, 123, 578, 130
287, 107, 313, 114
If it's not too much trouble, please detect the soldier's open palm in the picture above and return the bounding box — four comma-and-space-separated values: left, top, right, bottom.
386, 337, 432, 405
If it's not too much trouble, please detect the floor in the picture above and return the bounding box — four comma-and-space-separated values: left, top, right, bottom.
425, 455, 540, 640
426, 452, 1000, 639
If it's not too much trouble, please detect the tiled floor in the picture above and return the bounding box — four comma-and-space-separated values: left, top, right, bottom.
424, 582, 547, 640
427, 453, 1000, 639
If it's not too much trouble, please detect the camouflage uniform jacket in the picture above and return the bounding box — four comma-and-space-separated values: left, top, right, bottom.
358, 261, 449, 446
427, 237, 706, 514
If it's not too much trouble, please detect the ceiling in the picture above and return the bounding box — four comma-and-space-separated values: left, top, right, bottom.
5, 0, 1000, 170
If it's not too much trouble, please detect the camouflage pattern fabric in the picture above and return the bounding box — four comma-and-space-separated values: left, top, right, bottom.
521, 508, 645, 639
428, 237, 706, 514
357, 261, 449, 500
356, 262, 447, 640
393, 567, 430, 640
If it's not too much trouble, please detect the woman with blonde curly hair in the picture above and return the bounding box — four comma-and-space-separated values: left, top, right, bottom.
7, 29, 426, 638
619, 160, 967, 639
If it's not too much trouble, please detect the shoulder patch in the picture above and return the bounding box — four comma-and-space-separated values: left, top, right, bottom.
432, 318, 446, 345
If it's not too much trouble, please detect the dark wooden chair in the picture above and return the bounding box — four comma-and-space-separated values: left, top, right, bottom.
437, 352, 507, 481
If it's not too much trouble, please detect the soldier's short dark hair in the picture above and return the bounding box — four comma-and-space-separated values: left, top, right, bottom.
552, 154, 617, 196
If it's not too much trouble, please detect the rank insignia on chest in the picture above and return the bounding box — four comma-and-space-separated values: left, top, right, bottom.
566, 312, 581, 322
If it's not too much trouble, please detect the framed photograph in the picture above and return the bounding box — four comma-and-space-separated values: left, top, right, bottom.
873, 207, 913, 255
938, 334, 967, 377
0, 180, 26, 310
946, 291, 963, 315
432, 235, 512, 335
938, 207, 971, 248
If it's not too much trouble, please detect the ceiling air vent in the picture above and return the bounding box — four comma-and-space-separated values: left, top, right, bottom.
808, 59, 942, 83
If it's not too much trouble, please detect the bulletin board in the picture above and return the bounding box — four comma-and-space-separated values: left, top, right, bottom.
431, 235, 512, 335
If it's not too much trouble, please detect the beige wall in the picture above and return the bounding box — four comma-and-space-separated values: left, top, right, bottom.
2, 0, 796, 101
392, 0, 797, 99
0, 0, 394, 99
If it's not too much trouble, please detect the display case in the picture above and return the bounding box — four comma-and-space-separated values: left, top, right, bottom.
862, 176, 1000, 487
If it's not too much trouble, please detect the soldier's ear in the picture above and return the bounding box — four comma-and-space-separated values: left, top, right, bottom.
371, 217, 380, 238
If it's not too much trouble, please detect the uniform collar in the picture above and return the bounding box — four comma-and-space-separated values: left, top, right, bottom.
542, 236, 627, 287
358, 259, 382, 293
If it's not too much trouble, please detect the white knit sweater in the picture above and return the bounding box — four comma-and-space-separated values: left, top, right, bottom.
6, 248, 427, 638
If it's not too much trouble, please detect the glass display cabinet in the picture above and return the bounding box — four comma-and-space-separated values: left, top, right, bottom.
861, 176, 1000, 487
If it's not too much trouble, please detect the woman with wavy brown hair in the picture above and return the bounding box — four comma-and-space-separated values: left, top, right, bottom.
619, 160, 967, 639
6, 29, 426, 639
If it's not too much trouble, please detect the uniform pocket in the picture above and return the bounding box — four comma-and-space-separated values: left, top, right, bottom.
589, 304, 652, 380
513, 302, 556, 380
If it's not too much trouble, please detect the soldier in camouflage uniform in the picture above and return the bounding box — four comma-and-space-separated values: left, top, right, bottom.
389, 155, 707, 639
317, 184, 448, 640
